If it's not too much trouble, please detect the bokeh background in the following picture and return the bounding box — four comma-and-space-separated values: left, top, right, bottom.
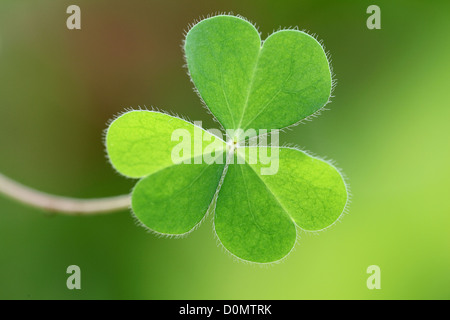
0, 0, 449, 299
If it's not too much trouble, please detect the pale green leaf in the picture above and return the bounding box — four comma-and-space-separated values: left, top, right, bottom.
133, 159, 225, 235
185, 15, 332, 140
106, 110, 226, 178
243, 147, 347, 231
214, 158, 297, 263
185, 16, 260, 133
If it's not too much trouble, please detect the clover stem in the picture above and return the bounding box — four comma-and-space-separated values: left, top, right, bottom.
0, 172, 130, 215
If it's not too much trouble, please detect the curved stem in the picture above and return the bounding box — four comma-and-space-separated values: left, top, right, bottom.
0, 172, 131, 215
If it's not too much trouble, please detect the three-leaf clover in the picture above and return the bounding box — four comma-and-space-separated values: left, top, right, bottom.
106, 15, 348, 263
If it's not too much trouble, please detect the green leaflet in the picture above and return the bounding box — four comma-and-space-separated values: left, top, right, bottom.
246, 147, 347, 231
133, 159, 225, 235
214, 147, 346, 262
106, 110, 226, 178
214, 158, 297, 263
105, 15, 348, 263
185, 15, 332, 140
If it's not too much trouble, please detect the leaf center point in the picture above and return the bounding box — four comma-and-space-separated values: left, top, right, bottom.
227, 139, 240, 154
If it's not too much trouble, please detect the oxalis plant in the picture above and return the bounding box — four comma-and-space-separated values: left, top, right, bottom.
106, 14, 349, 263
0, 14, 349, 264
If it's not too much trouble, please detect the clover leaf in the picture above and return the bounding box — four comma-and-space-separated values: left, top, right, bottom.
185, 16, 332, 140
106, 15, 348, 263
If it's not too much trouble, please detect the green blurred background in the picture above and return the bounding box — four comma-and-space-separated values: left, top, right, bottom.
0, 0, 449, 299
